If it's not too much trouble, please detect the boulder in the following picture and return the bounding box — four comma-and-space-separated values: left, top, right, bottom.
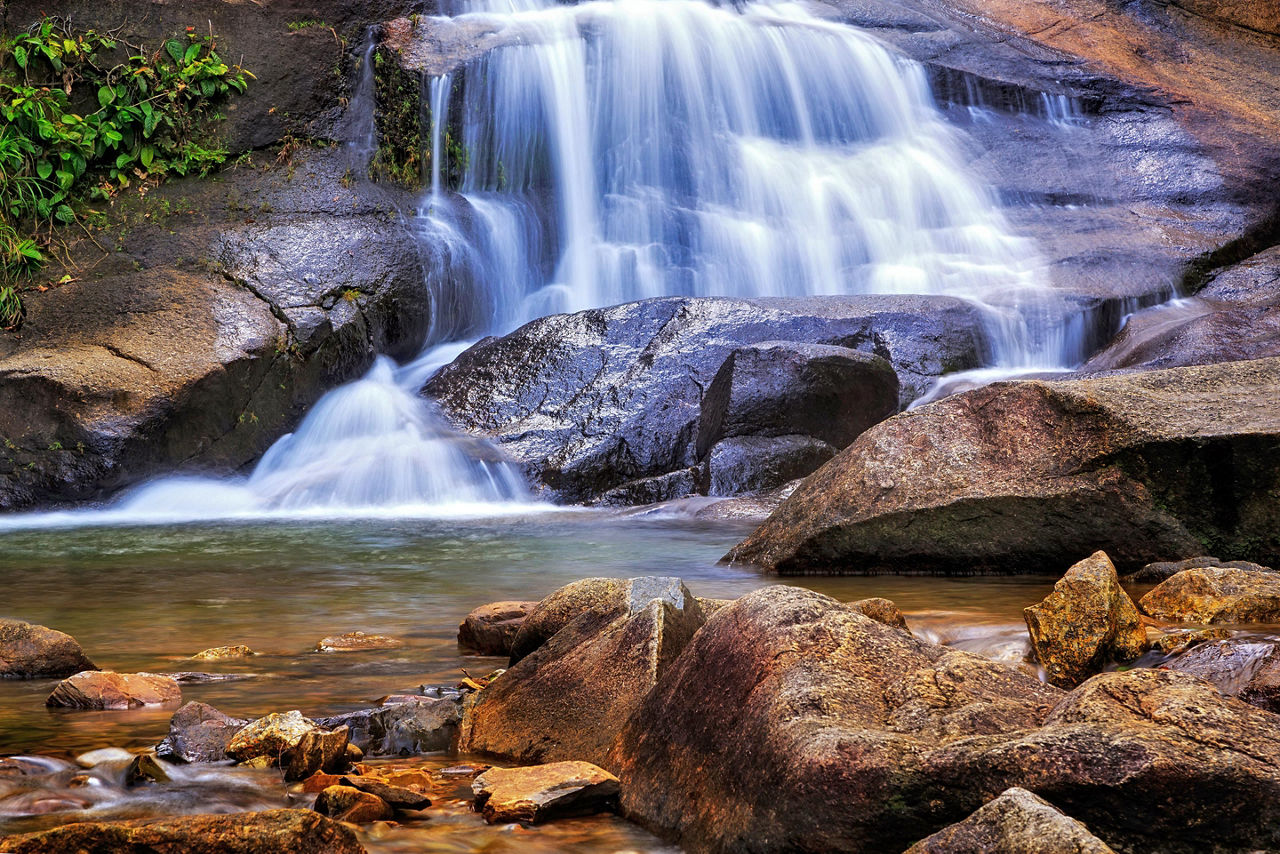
156, 702, 249, 764
46, 671, 180, 710
458, 601, 537, 656
849, 597, 909, 630
903, 787, 1116, 853
1140, 566, 1280, 623
508, 578, 631, 664
427, 295, 987, 503
1164, 638, 1280, 712
314, 632, 405, 653
472, 761, 620, 824
702, 435, 837, 497
313, 785, 395, 824
462, 578, 706, 768
696, 341, 898, 458
1023, 552, 1148, 688
1124, 556, 1273, 583
284, 726, 351, 782
226, 711, 319, 765
338, 775, 431, 810
0, 809, 366, 854
0, 619, 97, 679
191, 645, 256, 660
727, 358, 1280, 574
318, 696, 463, 756
612, 586, 1280, 853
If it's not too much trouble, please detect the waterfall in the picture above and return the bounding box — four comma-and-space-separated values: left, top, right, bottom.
7, 0, 1087, 525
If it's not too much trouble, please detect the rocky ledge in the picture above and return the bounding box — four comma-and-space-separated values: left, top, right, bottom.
727, 355, 1280, 574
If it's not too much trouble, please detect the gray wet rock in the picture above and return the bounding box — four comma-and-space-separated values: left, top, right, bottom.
318, 696, 463, 756
428, 295, 987, 504
156, 701, 249, 764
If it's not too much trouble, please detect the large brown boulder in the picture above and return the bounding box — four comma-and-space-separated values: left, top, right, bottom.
612, 586, 1280, 853
458, 601, 538, 657
46, 671, 181, 710
0, 808, 366, 854
1140, 566, 1280, 623
903, 787, 1116, 853
461, 578, 706, 769
1024, 552, 1148, 688
0, 619, 97, 678
727, 358, 1280, 574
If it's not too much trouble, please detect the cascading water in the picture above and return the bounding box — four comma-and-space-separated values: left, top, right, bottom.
4, 0, 1089, 525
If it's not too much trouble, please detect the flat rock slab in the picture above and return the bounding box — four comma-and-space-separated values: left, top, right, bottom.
190, 645, 256, 660
1140, 567, 1280, 623
46, 671, 180, 710
315, 632, 405, 653
0, 808, 367, 854
904, 787, 1116, 853
0, 619, 97, 679
472, 761, 620, 824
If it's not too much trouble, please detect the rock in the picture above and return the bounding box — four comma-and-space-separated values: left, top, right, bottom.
314, 631, 404, 653
1126, 556, 1273, 583
318, 696, 463, 756
458, 601, 537, 656
0, 147, 432, 511
339, 775, 431, 810
0, 619, 97, 679
1140, 566, 1280, 623
1023, 552, 1148, 688
75, 748, 134, 768
696, 341, 899, 457
727, 358, 1280, 574
284, 726, 351, 782
1150, 627, 1233, 654
126, 753, 171, 786
46, 671, 181, 710
428, 295, 987, 503
462, 578, 706, 768
0, 808, 367, 854
191, 645, 256, 660
472, 761, 621, 824
903, 787, 1116, 853
702, 435, 837, 497
612, 585, 1280, 853
226, 711, 318, 764
302, 771, 349, 793
156, 701, 249, 764
849, 597, 909, 630
508, 577, 631, 664
313, 785, 394, 824
1163, 638, 1280, 712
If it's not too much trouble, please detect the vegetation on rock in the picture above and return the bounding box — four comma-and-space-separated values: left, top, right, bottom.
0, 16, 250, 326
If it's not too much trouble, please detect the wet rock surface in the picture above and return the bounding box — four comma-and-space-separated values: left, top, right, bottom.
156, 701, 249, 764
458, 602, 537, 657
472, 761, 621, 824
315, 632, 406, 653
0, 809, 368, 854
46, 672, 181, 710
903, 787, 1116, 853
318, 696, 463, 756
0, 147, 434, 510
611, 586, 1280, 853
190, 645, 256, 661
1024, 552, 1148, 688
728, 357, 1280, 574
1140, 566, 1280, 623
0, 620, 97, 679
1162, 638, 1280, 712
462, 578, 706, 768
428, 295, 986, 504
1125, 556, 1273, 583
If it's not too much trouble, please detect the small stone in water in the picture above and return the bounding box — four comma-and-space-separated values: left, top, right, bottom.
190, 645, 256, 660
126, 753, 170, 786
314, 784, 394, 823
314, 632, 404, 653
74, 747, 134, 768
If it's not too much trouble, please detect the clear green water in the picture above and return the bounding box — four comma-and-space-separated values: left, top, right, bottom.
0, 511, 1059, 851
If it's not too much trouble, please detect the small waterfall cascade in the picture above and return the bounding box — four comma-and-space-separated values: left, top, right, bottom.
7, 0, 1093, 525
424, 0, 1076, 369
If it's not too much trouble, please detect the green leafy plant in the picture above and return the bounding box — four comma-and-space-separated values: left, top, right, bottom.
0, 17, 252, 327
